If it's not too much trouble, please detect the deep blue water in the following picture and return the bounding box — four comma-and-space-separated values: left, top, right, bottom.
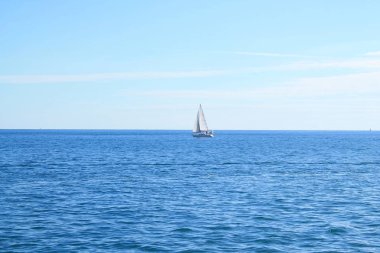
1, 130, 380, 252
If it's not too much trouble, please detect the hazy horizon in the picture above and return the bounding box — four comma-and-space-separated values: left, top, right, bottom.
0, 128, 377, 131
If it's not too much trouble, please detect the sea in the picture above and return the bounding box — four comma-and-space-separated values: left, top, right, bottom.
1, 130, 380, 252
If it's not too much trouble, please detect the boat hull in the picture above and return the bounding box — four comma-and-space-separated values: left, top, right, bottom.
192, 132, 214, 138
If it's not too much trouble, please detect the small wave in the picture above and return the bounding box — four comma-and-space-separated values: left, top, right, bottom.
172, 227, 193, 233
328, 226, 348, 235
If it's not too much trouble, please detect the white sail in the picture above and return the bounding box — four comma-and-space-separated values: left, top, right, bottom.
198, 105, 208, 131
193, 110, 200, 132
193, 104, 209, 133
192, 104, 213, 137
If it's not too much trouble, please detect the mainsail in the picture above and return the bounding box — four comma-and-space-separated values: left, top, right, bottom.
193, 104, 209, 132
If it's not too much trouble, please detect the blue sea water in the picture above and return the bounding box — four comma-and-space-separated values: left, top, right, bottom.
1, 130, 380, 252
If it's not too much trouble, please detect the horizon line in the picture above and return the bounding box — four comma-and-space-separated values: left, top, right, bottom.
0, 128, 376, 132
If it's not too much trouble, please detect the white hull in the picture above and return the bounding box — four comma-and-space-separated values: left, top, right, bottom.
192, 131, 214, 138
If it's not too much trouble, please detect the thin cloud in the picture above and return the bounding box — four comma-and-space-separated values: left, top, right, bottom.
275, 71, 380, 97
3, 57, 380, 84
133, 71, 380, 100
365, 51, 380, 57
0, 70, 227, 84
273, 58, 380, 71
235, 51, 313, 58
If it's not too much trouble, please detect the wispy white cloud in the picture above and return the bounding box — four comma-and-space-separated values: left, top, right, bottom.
235, 50, 380, 69
0, 70, 227, 84
132, 71, 380, 100
2, 56, 380, 84
272, 71, 380, 97
271, 58, 380, 71
365, 51, 380, 57
235, 51, 313, 58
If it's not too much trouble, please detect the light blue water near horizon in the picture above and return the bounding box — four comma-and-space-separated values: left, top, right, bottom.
1, 130, 380, 252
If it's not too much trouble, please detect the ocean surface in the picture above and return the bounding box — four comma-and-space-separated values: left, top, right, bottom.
1, 130, 380, 252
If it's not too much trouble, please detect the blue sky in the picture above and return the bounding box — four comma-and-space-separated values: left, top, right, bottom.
1, 0, 380, 129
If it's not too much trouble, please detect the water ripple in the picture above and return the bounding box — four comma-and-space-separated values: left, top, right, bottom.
1, 130, 380, 252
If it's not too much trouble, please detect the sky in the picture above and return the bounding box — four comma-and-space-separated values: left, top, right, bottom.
1, 0, 380, 130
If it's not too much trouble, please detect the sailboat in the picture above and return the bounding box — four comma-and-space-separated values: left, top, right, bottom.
192, 104, 214, 137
